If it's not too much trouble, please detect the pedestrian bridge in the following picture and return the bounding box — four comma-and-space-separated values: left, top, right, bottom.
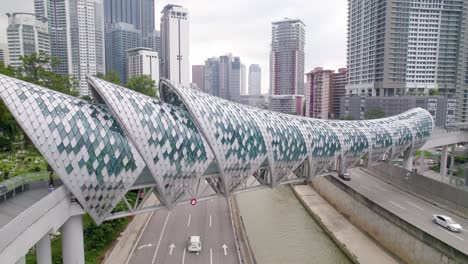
0, 74, 434, 263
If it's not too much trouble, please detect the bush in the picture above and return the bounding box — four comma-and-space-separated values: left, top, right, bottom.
0, 136, 12, 151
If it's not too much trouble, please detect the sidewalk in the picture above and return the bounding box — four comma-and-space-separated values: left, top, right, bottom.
292, 185, 398, 264
103, 193, 159, 264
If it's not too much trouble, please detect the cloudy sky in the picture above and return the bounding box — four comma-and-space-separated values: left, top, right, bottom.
0, 0, 347, 93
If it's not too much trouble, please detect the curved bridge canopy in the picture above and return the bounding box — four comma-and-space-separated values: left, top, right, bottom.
0, 74, 433, 224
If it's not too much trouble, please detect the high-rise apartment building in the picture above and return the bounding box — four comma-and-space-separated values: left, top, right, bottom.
69, 0, 105, 96
6, 13, 50, 68
106, 23, 141, 84
126, 47, 159, 84
34, 0, 72, 76
204, 57, 219, 96
346, 0, 468, 122
0, 49, 4, 65
270, 18, 305, 96
192, 65, 204, 90
333, 68, 347, 119
160, 4, 190, 85
248, 64, 261, 95
305, 67, 334, 119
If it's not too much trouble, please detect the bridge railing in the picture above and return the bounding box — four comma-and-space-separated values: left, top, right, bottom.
0, 172, 59, 201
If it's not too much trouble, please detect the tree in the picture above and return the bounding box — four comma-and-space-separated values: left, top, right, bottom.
364, 107, 385, 120
17, 51, 79, 96
342, 114, 354, 120
429, 89, 440, 96
96, 70, 121, 85
126, 75, 158, 98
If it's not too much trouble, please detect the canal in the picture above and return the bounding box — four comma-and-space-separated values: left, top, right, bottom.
236, 185, 351, 264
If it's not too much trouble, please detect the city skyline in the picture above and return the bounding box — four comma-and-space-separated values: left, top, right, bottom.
0, 0, 347, 94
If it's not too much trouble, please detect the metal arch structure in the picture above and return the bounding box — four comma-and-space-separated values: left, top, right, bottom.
0, 74, 434, 224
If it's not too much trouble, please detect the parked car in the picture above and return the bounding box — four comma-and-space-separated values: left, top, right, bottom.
338, 172, 351, 181
188, 236, 202, 253
432, 214, 462, 232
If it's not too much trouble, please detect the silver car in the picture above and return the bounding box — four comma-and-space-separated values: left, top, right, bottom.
432, 214, 462, 232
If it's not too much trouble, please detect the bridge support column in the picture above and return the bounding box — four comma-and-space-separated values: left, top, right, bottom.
37, 233, 52, 264
62, 215, 84, 264
403, 156, 413, 171
440, 145, 448, 178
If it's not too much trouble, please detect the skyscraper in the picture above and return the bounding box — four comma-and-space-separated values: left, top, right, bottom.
160, 4, 190, 85
305, 67, 334, 119
126, 47, 159, 84
203, 57, 219, 96
240, 63, 246, 95
219, 55, 232, 100
192, 65, 204, 90
36, 0, 73, 75
147, 30, 161, 56
104, 0, 154, 42
229, 57, 242, 102
69, 0, 105, 96
270, 18, 305, 96
346, 0, 468, 122
105, 23, 141, 84
0, 49, 4, 65
6, 13, 50, 68
333, 68, 347, 119
248, 64, 261, 95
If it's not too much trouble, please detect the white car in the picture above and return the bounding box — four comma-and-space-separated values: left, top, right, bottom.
188, 236, 202, 253
432, 214, 462, 232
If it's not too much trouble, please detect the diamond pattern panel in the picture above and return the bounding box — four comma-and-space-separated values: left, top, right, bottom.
88, 77, 214, 206
0, 74, 145, 224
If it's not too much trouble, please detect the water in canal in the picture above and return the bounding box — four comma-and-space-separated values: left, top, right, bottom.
236, 186, 351, 264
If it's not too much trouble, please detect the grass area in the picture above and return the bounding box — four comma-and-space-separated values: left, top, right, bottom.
0, 149, 48, 182
25, 192, 137, 263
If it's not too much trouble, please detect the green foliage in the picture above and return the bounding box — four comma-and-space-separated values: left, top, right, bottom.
454, 155, 467, 164
430, 164, 441, 172
429, 89, 440, 96
364, 107, 385, 120
97, 70, 121, 85
342, 114, 354, 120
126, 75, 158, 98
80, 95, 93, 103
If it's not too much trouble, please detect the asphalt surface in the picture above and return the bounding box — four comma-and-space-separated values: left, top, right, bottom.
128, 196, 240, 264
341, 168, 468, 254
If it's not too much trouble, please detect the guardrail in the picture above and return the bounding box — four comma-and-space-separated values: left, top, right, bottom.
0, 172, 52, 196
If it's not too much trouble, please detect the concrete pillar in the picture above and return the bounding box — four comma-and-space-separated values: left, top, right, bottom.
419, 151, 424, 173
15, 256, 25, 264
403, 156, 413, 171
440, 145, 448, 178
62, 215, 84, 264
37, 233, 52, 264
450, 145, 455, 175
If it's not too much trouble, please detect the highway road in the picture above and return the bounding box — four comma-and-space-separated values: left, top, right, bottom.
128, 196, 240, 264
341, 168, 468, 254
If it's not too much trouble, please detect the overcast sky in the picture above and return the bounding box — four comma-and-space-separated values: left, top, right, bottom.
0, 0, 347, 93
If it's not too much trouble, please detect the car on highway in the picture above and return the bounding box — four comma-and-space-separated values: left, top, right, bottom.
432, 214, 462, 232
188, 236, 202, 253
338, 172, 351, 181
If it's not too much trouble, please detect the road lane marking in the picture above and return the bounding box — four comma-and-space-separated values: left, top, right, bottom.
437, 226, 464, 241
137, 243, 153, 250
222, 244, 228, 256
126, 210, 156, 264
151, 212, 171, 264
169, 244, 175, 255
210, 215, 212, 227
406, 201, 424, 211
360, 184, 372, 191
210, 248, 213, 264
390, 201, 406, 210
187, 213, 191, 227
182, 248, 186, 264
374, 184, 387, 191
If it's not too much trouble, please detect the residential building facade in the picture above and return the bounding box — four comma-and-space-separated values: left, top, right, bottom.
270, 18, 305, 96
160, 4, 190, 85
248, 64, 261, 95
6, 13, 50, 68
0, 49, 4, 65
340, 95, 456, 128
333, 68, 347, 119
126, 47, 159, 85
269, 94, 303, 115
192, 65, 204, 90
305, 67, 334, 119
